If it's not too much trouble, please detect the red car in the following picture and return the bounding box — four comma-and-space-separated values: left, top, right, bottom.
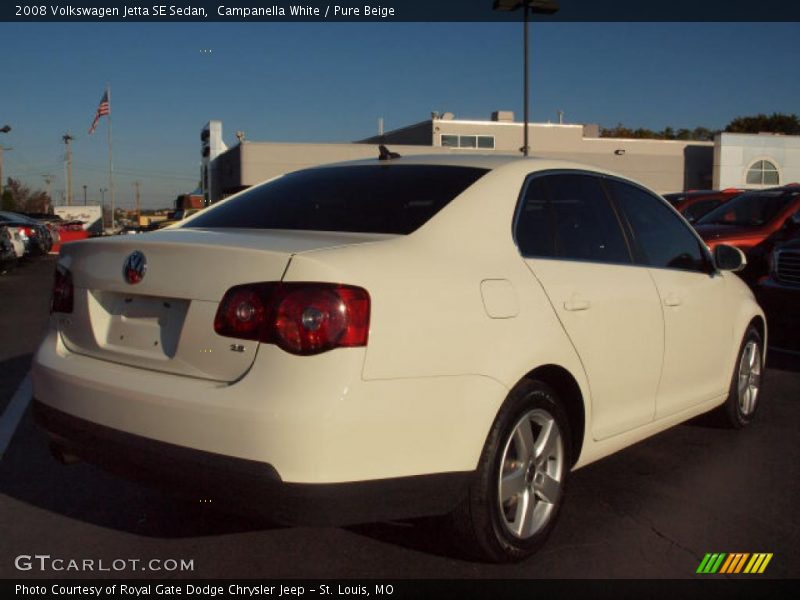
694, 184, 800, 282
51, 221, 89, 254
662, 188, 743, 223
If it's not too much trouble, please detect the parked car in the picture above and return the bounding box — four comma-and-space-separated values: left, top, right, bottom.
756, 225, 800, 353
694, 185, 800, 283
4, 225, 26, 259
0, 211, 51, 255
118, 225, 145, 235
51, 220, 90, 254
155, 207, 202, 230
43, 221, 62, 250
33, 156, 765, 563
662, 188, 743, 223
0, 225, 18, 272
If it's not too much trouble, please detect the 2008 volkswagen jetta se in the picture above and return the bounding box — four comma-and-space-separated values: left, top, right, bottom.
32, 155, 765, 562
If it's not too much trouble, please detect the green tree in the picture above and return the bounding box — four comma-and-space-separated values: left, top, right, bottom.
601, 123, 721, 141
3, 177, 50, 213
692, 127, 716, 141
725, 113, 800, 135
632, 128, 658, 139
600, 123, 634, 138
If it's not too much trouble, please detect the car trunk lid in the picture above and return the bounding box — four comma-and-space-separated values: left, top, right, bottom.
56, 228, 389, 382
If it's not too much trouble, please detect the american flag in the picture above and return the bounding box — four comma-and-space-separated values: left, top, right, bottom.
88, 91, 110, 134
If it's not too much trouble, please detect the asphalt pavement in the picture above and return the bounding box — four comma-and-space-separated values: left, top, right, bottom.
0, 256, 798, 580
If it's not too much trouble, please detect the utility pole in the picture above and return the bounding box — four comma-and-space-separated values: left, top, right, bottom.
0, 147, 7, 199
83, 184, 87, 206
62, 133, 74, 206
0, 124, 11, 199
133, 181, 141, 223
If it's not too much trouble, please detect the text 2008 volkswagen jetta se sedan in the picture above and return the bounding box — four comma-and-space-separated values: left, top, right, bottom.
33, 155, 765, 562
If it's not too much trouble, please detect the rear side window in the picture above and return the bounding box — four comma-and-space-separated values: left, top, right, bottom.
608, 179, 709, 273
185, 165, 488, 235
697, 189, 798, 227
516, 173, 631, 264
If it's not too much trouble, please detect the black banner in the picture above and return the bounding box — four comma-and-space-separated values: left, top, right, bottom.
3, 579, 797, 600
3, 0, 800, 22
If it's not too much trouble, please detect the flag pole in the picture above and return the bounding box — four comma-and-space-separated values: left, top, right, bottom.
106, 83, 115, 231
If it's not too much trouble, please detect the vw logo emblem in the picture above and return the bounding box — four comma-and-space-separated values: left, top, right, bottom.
123, 251, 147, 284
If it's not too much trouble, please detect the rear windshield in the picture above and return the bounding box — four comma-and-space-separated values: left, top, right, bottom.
185, 165, 489, 234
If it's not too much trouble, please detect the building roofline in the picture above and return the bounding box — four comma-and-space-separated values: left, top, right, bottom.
355, 120, 431, 143
435, 119, 584, 129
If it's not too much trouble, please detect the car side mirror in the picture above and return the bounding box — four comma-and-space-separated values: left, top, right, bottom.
713, 244, 747, 272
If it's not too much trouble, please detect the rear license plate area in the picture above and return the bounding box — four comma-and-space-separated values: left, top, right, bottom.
104, 294, 189, 358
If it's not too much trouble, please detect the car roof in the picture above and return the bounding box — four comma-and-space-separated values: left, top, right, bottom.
0, 211, 37, 222
315, 153, 630, 180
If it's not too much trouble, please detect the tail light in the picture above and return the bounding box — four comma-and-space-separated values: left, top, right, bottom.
51, 265, 74, 314
214, 283, 370, 355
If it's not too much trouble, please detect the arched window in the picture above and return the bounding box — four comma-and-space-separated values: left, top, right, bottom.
746, 160, 780, 185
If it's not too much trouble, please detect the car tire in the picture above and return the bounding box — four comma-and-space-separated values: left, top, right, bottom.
716, 326, 763, 428
449, 379, 571, 563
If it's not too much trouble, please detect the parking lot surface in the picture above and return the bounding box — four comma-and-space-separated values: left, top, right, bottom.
0, 256, 798, 579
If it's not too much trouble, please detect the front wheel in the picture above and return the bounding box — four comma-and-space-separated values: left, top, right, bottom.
450, 379, 571, 562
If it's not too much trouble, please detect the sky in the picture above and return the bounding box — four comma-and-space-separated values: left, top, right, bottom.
1, 21, 799, 209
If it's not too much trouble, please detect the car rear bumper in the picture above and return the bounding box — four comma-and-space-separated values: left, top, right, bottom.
34, 400, 471, 526
32, 324, 506, 520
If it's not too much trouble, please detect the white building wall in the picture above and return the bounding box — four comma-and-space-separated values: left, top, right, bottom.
714, 132, 800, 189
201, 120, 229, 204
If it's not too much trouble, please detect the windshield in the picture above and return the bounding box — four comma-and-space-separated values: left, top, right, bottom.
184, 164, 489, 235
697, 189, 798, 227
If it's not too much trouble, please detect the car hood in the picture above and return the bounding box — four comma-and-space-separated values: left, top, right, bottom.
695, 223, 763, 241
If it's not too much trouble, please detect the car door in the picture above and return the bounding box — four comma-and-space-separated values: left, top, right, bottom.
515, 171, 664, 440
605, 178, 733, 418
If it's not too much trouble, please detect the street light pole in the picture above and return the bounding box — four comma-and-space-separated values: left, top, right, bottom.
0, 124, 11, 198
523, 1, 529, 156
100, 187, 108, 230
492, 1, 559, 156
62, 133, 74, 206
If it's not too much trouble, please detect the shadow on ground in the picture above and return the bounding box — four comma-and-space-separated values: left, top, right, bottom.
0, 407, 275, 539
766, 347, 800, 373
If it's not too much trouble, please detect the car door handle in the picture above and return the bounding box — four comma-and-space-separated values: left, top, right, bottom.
564, 296, 591, 312
663, 294, 682, 307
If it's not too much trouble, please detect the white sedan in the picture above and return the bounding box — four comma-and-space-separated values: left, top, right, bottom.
6, 226, 25, 258
32, 154, 765, 562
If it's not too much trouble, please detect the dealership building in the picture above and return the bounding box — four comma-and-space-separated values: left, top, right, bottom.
200, 113, 800, 204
